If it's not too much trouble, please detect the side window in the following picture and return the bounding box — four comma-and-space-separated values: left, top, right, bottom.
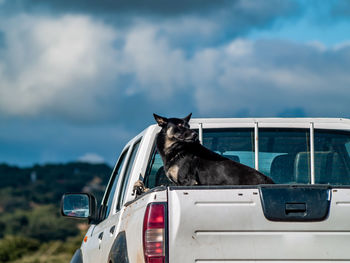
203, 129, 255, 168
102, 149, 128, 219
259, 129, 310, 184
313, 130, 350, 185
346, 142, 350, 157
144, 148, 173, 189
117, 139, 141, 210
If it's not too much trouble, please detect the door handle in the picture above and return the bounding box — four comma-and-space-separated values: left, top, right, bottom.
98, 232, 104, 241
285, 203, 306, 215
109, 225, 116, 235
98, 232, 104, 250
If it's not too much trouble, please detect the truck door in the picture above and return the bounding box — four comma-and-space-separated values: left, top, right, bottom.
81, 224, 103, 263
83, 148, 129, 263
99, 139, 141, 263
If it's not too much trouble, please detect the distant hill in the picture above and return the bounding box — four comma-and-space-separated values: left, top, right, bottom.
0, 162, 112, 188
0, 162, 112, 210
0, 162, 112, 243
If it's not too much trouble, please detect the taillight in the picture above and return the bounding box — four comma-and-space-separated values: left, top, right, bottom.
143, 203, 167, 263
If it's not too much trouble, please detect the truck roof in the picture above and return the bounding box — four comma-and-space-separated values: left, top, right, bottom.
188, 117, 350, 130
140, 117, 350, 149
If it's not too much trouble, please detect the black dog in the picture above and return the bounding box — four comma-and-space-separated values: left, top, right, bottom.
153, 113, 274, 186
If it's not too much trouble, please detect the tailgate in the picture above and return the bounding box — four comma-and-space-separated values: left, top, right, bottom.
167, 185, 350, 263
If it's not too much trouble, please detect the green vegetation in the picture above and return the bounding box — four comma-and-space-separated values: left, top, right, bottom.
0, 162, 112, 262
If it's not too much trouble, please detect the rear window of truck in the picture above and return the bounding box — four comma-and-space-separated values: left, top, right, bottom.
145, 128, 350, 187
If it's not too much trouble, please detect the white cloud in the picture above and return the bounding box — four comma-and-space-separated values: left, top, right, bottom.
1, 14, 350, 122
333, 41, 350, 51
121, 25, 188, 98
0, 15, 190, 121
78, 152, 105, 164
191, 39, 350, 117
307, 41, 327, 52
225, 39, 253, 57
0, 15, 120, 121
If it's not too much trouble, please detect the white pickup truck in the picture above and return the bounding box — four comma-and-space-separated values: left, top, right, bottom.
61, 118, 350, 263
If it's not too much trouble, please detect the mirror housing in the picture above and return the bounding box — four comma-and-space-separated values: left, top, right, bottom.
61, 193, 98, 223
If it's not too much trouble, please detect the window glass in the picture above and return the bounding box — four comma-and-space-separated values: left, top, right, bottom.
144, 128, 350, 187
145, 129, 255, 188
258, 129, 310, 184
346, 142, 350, 157
103, 149, 128, 219
203, 129, 255, 168
145, 149, 173, 189
313, 130, 350, 185
117, 139, 141, 210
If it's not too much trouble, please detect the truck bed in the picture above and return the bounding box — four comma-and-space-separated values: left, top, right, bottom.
167, 185, 350, 262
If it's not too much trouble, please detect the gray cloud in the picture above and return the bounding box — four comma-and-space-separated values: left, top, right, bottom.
0, 0, 299, 48
331, 0, 350, 18
2, 0, 294, 17
7, 0, 228, 16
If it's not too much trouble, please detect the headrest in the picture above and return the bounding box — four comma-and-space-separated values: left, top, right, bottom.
294, 151, 333, 183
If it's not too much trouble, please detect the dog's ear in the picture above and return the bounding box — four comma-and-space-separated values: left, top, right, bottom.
183, 113, 192, 123
153, 114, 168, 127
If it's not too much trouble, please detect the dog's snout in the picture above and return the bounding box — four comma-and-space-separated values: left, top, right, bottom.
190, 131, 199, 141
182, 130, 199, 142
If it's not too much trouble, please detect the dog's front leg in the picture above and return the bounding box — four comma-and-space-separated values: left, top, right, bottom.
179, 179, 198, 186
177, 165, 199, 186
189, 179, 198, 186
132, 180, 150, 196
178, 172, 199, 186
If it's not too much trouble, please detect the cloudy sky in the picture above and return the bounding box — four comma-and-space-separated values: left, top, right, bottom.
1, 0, 350, 166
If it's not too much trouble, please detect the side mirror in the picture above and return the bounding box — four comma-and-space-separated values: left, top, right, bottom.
61, 193, 98, 222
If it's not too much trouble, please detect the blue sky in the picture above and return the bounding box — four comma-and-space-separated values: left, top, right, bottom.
0, 0, 350, 166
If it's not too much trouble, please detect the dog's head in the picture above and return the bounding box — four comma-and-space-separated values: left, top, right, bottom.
153, 113, 199, 146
